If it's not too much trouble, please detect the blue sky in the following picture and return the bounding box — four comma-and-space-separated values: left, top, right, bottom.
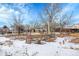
0, 3, 79, 27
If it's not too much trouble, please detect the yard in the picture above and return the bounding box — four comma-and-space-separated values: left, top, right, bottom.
0, 33, 79, 56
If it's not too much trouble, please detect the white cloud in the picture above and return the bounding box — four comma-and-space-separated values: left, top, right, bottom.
61, 4, 76, 16
0, 4, 31, 27
0, 7, 9, 22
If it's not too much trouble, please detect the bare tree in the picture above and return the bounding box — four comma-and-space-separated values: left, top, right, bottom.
11, 11, 25, 35
39, 3, 73, 36
39, 3, 61, 35
59, 12, 73, 34
9, 4, 30, 35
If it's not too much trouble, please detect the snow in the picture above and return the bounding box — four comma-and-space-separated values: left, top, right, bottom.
55, 37, 74, 43
0, 36, 79, 56
0, 37, 10, 43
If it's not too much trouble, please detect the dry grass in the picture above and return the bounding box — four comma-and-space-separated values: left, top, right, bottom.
6, 32, 79, 43
69, 33, 79, 37
57, 33, 68, 37
69, 38, 79, 43
68, 33, 79, 43
57, 33, 79, 37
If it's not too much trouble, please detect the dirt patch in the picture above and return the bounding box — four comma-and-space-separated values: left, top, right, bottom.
47, 38, 56, 42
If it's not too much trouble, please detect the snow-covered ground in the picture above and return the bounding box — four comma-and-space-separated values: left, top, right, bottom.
0, 36, 79, 56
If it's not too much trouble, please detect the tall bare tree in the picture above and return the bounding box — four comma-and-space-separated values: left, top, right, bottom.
39, 3, 61, 35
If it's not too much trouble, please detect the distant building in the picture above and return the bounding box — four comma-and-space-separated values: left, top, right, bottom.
72, 24, 79, 29
59, 24, 79, 32
0, 25, 10, 34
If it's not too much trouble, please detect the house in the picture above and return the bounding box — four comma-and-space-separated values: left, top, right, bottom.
0, 25, 10, 34
59, 24, 79, 32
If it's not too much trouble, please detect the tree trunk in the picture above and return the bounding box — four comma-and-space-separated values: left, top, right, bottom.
47, 21, 51, 34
